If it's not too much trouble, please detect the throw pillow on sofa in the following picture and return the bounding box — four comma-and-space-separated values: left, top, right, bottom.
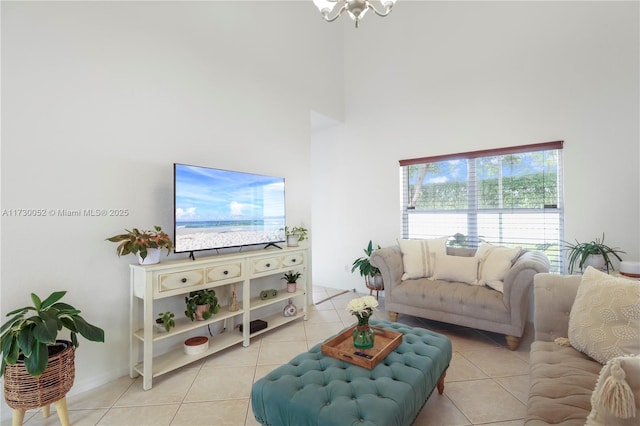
397, 237, 448, 280
432, 254, 479, 285
475, 242, 522, 293
568, 266, 640, 365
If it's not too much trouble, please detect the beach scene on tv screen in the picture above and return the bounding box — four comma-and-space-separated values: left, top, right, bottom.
175, 164, 285, 252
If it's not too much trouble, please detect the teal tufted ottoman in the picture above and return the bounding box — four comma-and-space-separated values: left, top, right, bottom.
251, 320, 452, 426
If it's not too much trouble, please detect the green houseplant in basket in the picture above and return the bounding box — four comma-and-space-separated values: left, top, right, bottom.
351, 240, 384, 299
0, 291, 105, 425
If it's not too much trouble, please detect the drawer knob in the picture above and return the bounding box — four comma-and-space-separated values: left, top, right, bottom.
224, 270, 229, 275
266, 263, 271, 268
181, 278, 187, 283
292, 258, 297, 263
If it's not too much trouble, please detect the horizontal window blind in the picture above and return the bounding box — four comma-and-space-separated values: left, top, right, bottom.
400, 141, 564, 272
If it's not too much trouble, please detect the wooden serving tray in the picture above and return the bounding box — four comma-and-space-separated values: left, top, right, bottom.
321, 326, 402, 369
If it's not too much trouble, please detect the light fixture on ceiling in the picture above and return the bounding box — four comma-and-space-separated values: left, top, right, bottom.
313, 0, 397, 28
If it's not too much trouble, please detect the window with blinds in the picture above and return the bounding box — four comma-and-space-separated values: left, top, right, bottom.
400, 141, 564, 273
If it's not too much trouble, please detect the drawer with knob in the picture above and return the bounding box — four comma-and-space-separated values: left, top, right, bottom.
206, 262, 242, 282
157, 269, 205, 294
282, 253, 305, 268
252, 257, 282, 273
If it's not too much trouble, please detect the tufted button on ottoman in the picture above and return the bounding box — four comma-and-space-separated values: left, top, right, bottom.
251, 320, 452, 426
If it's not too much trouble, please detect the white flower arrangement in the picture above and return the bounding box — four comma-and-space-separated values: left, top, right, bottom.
346, 295, 379, 324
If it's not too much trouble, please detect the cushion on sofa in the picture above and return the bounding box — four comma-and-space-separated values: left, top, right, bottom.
432, 253, 479, 285
476, 242, 522, 293
587, 355, 640, 425
527, 341, 603, 425
391, 278, 509, 323
397, 237, 448, 280
568, 267, 640, 364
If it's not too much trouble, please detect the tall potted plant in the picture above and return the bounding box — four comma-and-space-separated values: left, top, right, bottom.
565, 233, 625, 274
106, 225, 173, 264
0, 291, 105, 425
351, 240, 384, 299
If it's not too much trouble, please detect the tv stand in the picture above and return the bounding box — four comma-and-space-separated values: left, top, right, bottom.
129, 245, 308, 390
188, 251, 196, 261
264, 242, 282, 249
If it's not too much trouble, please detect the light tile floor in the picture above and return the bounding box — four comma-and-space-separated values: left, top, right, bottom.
8, 287, 532, 425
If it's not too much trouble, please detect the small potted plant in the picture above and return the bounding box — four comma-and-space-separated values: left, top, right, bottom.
106, 225, 173, 265
281, 271, 302, 293
185, 289, 220, 321
352, 240, 384, 299
155, 312, 176, 333
285, 226, 308, 247
564, 233, 625, 274
0, 291, 104, 425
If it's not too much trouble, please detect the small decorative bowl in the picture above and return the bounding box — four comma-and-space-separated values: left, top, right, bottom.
184, 336, 209, 355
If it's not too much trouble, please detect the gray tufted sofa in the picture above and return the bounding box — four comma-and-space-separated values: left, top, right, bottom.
251, 320, 452, 426
370, 246, 550, 350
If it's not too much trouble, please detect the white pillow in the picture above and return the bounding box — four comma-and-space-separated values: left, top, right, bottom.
432, 254, 479, 285
476, 243, 521, 292
398, 239, 429, 279
397, 237, 448, 280
568, 267, 640, 364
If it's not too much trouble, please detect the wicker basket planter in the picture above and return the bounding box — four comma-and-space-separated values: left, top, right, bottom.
3, 340, 75, 410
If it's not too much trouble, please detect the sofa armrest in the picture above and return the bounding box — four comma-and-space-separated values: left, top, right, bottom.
370, 246, 403, 299
533, 273, 581, 342
502, 250, 550, 310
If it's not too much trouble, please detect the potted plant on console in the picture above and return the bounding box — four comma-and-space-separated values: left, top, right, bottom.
352, 240, 384, 299
0, 291, 105, 426
185, 289, 220, 321
156, 311, 176, 333
285, 226, 308, 247
565, 233, 625, 274
282, 271, 302, 293
106, 225, 173, 265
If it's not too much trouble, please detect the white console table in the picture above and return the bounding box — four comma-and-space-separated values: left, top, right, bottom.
129, 245, 308, 390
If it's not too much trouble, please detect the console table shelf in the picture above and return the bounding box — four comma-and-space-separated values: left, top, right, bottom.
129, 245, 308, 390
133, 331, 244, 379
133, 305, 245, 342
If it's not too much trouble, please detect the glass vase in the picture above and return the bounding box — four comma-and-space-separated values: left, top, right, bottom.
353, 320, 375, 349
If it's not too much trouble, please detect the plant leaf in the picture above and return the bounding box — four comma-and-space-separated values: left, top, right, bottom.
40, 291, 67, 310
2, 333, 20, 364
72, 316, 105, 343
24, 342, 48, 377
31, 293, 42, 311
0, 312, 25, 334
32, 314, 59, 343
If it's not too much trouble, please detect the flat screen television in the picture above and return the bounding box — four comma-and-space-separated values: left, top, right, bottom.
173, 163, 286, 254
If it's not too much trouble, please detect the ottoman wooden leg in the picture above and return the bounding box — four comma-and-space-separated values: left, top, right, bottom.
437, 370, 447, 394
388, 311, 399, 322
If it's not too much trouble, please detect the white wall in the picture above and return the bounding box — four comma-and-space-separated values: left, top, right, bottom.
311, 1, 640, 291
0, 1, 343, 413
1, 0, 639, 413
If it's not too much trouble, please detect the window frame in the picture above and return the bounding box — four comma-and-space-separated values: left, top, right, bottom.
400, 140, 564, 272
